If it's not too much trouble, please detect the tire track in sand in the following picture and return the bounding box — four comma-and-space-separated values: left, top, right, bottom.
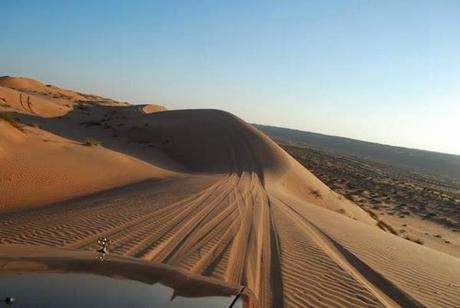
273, 196, 423, 307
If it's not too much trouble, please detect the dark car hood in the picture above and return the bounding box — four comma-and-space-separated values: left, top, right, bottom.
0, 245, 257, 308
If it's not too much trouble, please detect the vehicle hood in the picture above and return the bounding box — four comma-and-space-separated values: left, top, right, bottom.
0, 245, 257, 308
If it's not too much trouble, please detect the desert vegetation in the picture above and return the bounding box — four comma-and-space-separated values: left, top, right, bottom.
282, 143, 460, 234
404, 236, 424, 245
83, 138, 101, 147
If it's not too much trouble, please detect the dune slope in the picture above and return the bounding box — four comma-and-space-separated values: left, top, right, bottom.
0, 120, 171, 212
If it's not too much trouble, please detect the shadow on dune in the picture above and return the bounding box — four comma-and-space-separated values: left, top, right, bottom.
324, 233, 424, 308
18, 106, 287, 183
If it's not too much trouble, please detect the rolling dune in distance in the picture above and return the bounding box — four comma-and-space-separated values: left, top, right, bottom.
1, 77, 460, 307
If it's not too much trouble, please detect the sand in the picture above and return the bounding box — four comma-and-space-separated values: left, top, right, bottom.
281, 144, 460, 259
141, 104, 167, 114
1, 77, 459, 307
0, 85, 71, 117
0, 120, 172, 212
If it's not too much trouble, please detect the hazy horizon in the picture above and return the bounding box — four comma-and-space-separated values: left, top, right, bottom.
3, 1, 459, 155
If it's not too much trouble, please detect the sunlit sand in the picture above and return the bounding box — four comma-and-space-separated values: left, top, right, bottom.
1, 77, 460, 307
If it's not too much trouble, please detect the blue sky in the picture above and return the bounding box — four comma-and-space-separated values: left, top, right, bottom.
2, 1, 460, 154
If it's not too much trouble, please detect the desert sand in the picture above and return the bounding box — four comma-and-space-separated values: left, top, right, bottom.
282, 144, 460, 259
1, 77, 459, 307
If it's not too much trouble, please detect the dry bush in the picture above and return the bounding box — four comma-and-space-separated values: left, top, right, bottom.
80, 120, 101, 127
404, 236, 424, 245
83, 138, 101, 147
376, 220, 399, 235
365, 208, 379, 220
310, 189, 322, 198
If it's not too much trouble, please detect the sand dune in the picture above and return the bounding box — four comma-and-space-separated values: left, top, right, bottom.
0, 76, 127, 106
0, 120, 172, 213
0, 86, 71, 117
1, 77, 460, 307
0, 76, 51, 93
141, 104, 167, 114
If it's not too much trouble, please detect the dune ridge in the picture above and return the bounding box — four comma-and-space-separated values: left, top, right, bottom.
141, 104, 167, 114
0, 120, 172, 212
1, 77, 460, 307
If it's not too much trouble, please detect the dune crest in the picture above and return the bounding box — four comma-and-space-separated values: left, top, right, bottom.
1, 77, 460, 308
0, 86, 70, 117
141, 104, 167, 114
0, 76, 47, 92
